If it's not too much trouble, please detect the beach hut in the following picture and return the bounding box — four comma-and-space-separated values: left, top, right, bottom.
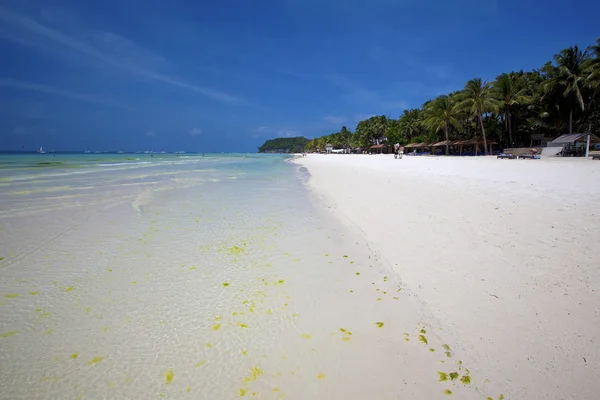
454, 138, 496, 156
548, 133, 600, 157
369, 144, 391, 154
325, 144, 333, 154
431, 140, 455, 155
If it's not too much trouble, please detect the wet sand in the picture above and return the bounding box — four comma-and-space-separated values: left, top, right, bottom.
293, 154, 600, 400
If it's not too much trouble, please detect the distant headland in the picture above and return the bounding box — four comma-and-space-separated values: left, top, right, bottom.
257, 137, 309, 153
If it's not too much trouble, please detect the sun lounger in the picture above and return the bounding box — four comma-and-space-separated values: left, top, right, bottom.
497, 153, 516, 159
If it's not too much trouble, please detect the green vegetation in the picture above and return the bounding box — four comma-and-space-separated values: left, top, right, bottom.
305, 38, 600, 151
257, 136, 310, 153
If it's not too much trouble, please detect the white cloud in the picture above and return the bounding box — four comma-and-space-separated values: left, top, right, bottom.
188, 128, 202, 136
353, 113, 376, 122
0, 7, 250, 106
277, 129, 299, 138
0, 78, 126, 108
382, 100, 409, 110
145, 130, 156, 137
255, 126, 270, 133
323, 115, 346, 124
12, 126, 31, 135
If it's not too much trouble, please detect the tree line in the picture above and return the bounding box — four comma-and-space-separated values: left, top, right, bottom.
305, 38, 600, 155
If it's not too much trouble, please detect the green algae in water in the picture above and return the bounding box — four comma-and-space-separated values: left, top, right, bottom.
195, 360, 208, 368
383, 276, 388, 282
238, 323, 248, 328
186, 385, 191, 392
444, 390, 452, 395
438, 372, 448, 382
375, 322, 384, 328
62, 286, 76, 292
70, 353, 79, 359
317, 372, 325, 379
88, 356, 104, 365
229, 246, 244, 255
223, 282, 230, 287
2, 331, 17, 338
239, 388, 248, 397
243, 366, 263, 383
442, 344, 451, 351
418, 335, 428, 345
45, 329, 52, 334
449, 372, 459, 381
165, 370, 175, 384
211, 323, 221, 331
277, 280, 284, 284
499, 395, 504, 400
29, 291, 39, 295
460, 375, 471, 385
420, 328, 427, 334
429, 348, 436, 352
4, 294, 19, 298
302, 334, 311, 339
445, 351, 452, 358
355, 272, 360, 276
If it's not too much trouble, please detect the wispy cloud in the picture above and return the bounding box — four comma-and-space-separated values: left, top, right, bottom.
145, 130, 156, 137
0, 78, 126, 108
323, 115, 346, 124
381, 100, 409, 110
353, 113, 377, 122
255, 126, 271, 133
277, 129, 299, 138
0, 7, 249, 106
188, 128, 202, 136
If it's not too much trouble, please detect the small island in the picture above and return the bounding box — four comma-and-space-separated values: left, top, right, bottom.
258, 137, 309, 153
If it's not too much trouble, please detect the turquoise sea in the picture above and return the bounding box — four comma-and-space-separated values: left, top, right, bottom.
0, 152, 454, 400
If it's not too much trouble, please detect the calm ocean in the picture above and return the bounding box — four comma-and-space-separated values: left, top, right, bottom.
0, 153, 427, 399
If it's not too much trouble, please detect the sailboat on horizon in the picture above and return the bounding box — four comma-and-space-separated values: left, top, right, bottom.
39, 146, 45, 154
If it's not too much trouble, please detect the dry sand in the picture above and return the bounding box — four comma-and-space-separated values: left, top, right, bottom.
293, 154, 600, 400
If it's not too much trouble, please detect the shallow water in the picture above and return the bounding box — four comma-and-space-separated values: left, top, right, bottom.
0, 154, 482, 399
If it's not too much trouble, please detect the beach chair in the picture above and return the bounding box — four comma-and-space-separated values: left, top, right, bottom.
497, 153, 516, 159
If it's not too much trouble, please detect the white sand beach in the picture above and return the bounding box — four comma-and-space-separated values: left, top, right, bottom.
293, 154, 600, 400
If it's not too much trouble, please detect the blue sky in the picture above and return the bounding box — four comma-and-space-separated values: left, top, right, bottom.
0, 0, 598, 152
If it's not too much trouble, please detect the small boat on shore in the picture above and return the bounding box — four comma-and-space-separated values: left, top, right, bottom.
39, 146, 45, 154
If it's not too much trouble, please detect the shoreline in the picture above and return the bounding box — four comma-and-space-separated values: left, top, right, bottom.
292, 154, 600, 400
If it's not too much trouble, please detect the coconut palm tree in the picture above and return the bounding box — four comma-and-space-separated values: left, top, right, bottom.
493, 73, 528, 147
584, 38, 600, 100
544, 45, 590, 134
455, 78, 500, 155
423, 95, 461, 155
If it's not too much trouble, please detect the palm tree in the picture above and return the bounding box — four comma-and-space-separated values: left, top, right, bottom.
544, 46, 590, 134
455, 78, 500, 155
423, 95, 460, 155
584, 38, 600, 99
493, 73, 528, 147
398, 109, 424, 141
